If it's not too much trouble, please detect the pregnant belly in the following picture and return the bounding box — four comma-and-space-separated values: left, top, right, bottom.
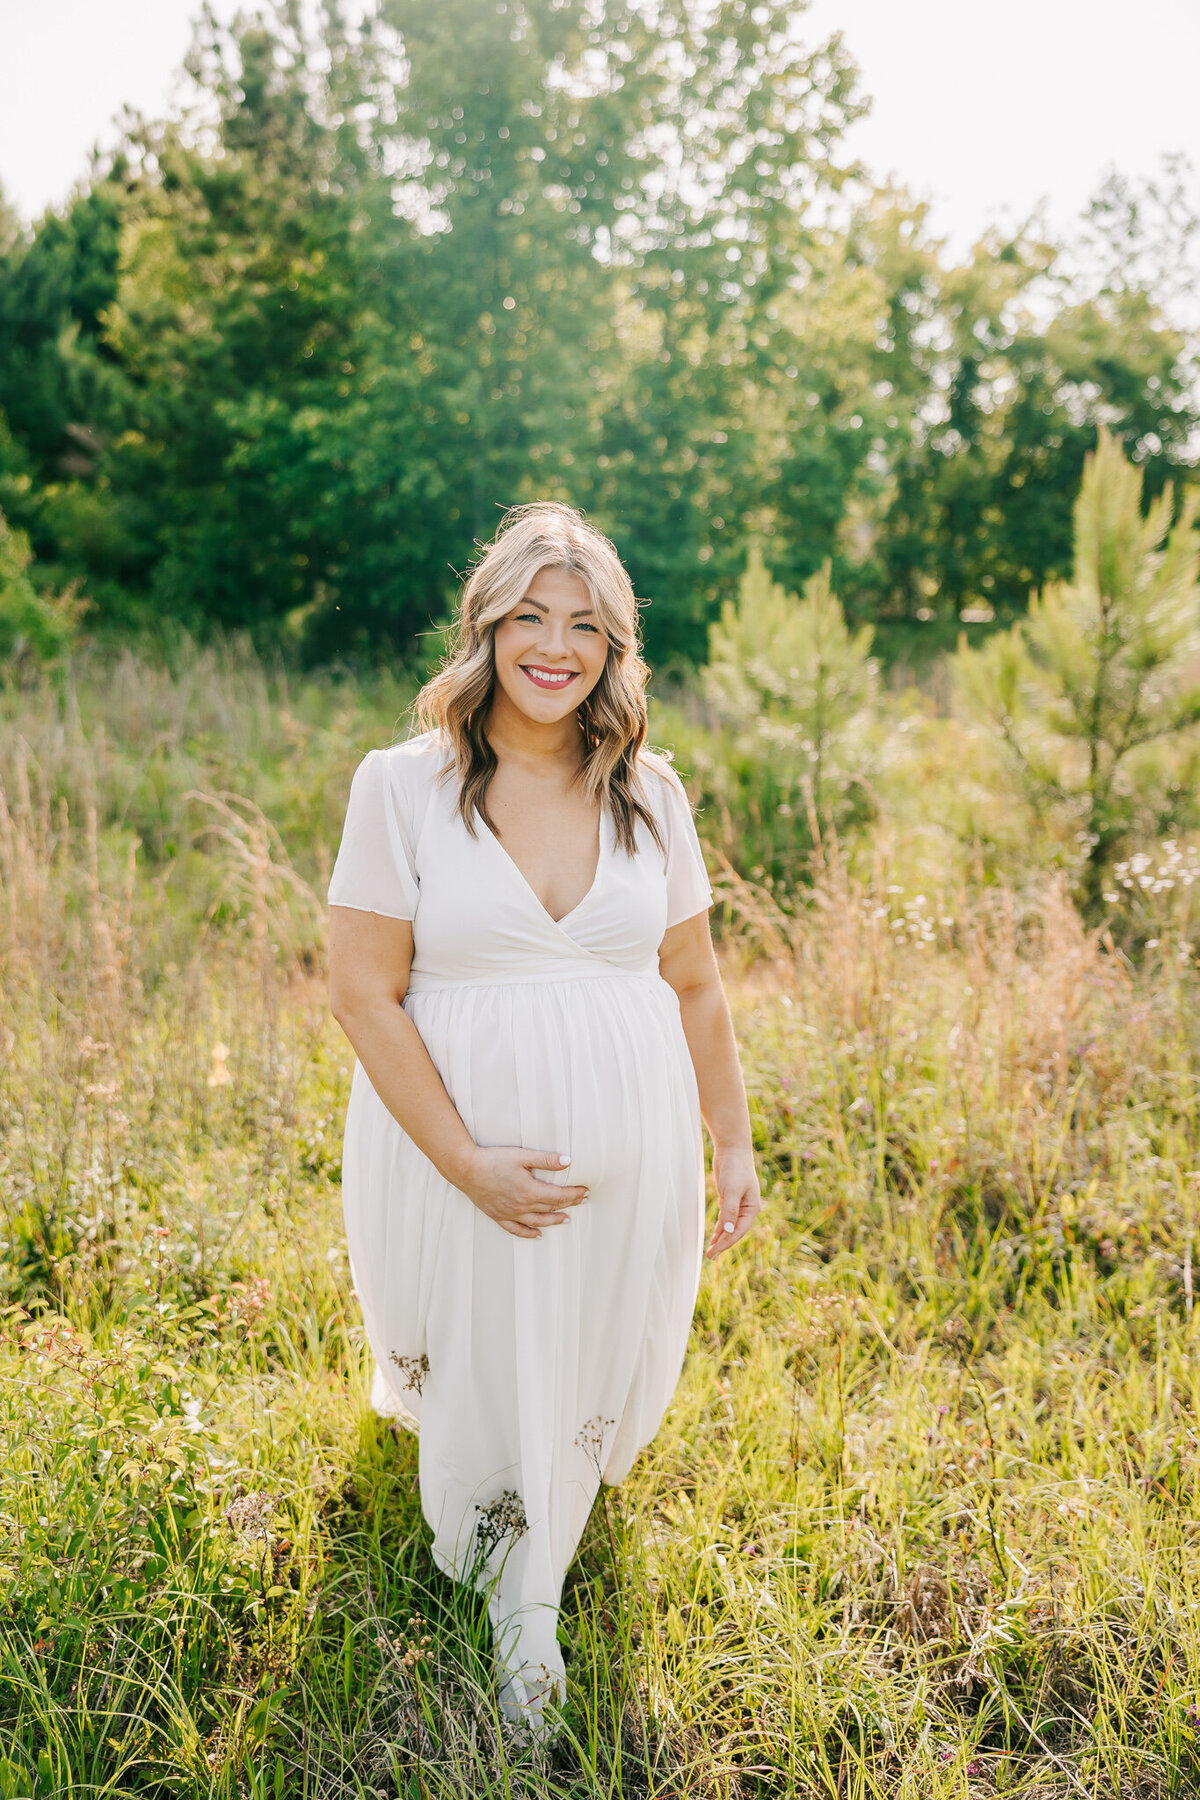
404, 973, 696, 1193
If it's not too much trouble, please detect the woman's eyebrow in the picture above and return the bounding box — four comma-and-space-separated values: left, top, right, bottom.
518, 596, 597, 617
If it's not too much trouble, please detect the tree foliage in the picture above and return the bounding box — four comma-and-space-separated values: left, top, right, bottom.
0, 508, 88, 664
0, 4, 1194, 665
705, 544, 876, 823
956, 428, 1200, 901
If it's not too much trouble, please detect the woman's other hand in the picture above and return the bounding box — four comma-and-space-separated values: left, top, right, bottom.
706, 1143, 761, 1261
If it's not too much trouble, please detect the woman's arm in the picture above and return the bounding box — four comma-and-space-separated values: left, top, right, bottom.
658, 912, 761, 1260
328, 907, 588, 1238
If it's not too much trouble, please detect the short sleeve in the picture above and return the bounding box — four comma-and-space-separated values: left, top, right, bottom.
653, 761, 714, 929
328, 749, 420, 922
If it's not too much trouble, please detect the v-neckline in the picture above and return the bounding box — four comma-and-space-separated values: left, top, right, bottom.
478, 804, 608, 932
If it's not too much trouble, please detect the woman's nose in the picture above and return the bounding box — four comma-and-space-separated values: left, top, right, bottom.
538, 621, 571, 658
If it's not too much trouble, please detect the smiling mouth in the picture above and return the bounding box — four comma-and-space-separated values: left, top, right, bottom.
520, 665, 580, 691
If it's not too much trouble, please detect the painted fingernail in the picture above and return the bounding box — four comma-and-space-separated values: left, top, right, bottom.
723, 1221, 735, 1232
558, 1154, 570, 1166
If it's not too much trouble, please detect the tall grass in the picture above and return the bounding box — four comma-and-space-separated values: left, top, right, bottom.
2, 644, 1199, 1796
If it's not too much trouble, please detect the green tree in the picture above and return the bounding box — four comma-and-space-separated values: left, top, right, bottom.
705, 544, 877, 824
377, 0, 862, 662
0, 174, 140, 613
102, 9, 425, 642
732, 191, 942, 613
0, 178, 128, 475
956, 428, 1200, 904
7, 0, 1193, 673
871, 191, 1199, 632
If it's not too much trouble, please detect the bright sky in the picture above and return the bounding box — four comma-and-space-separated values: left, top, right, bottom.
803, 0, 1200, 253
2, 0, 1199, 254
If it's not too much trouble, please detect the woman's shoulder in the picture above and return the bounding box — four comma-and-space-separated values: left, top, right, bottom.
348, 731, 454, 840
372, 729, 455, 787
636, 746, 692, 807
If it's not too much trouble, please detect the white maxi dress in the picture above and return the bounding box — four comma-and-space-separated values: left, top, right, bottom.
328, 729, 713, 1710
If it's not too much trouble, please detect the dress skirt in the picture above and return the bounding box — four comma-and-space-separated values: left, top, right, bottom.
341, 964, 706, 1701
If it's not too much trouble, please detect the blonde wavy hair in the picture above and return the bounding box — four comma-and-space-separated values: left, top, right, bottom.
415, 501, 664, 854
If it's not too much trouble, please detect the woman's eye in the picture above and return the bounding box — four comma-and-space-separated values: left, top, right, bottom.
511, 612, 599, 632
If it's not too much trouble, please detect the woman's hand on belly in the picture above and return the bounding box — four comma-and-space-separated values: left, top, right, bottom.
453, 1145, 590, 1240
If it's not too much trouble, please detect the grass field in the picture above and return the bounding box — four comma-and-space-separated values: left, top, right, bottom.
2, 646, 1199, 1798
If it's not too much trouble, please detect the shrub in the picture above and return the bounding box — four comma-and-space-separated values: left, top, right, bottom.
0, 508, 89, 668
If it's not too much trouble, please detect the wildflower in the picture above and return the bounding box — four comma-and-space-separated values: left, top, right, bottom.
942, 1316, 972, 1355
225, 1490, 275, 1542
402, 1616, 432, 1671
224, 1277, 270, 1331
575, 1415, 615, 1471
475, 1489, 528, 1559
389, 1351, 430, 1395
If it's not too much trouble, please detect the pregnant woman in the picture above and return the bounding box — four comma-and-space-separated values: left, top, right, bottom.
327, 502, 760, 1732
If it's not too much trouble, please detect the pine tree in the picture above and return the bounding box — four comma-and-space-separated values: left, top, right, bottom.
705, 545, 877, 825
955, 427, 1200, 904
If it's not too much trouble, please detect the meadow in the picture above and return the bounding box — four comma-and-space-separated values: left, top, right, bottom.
1, 623, 1199, 1800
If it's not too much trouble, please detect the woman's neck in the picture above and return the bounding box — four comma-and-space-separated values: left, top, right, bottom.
485, 687, 585, 772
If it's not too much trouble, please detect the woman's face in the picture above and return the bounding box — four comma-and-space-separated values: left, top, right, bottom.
490, 565, 610, 726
